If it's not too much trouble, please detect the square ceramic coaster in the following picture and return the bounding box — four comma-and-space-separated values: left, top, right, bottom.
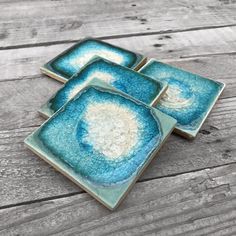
39, 57, 167, 118
139, 59, 225, 139
25, 80, 176, 210
41, 38, 146, 83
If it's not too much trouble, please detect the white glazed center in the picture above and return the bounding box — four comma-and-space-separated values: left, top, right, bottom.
70, 50, 124, 69
84, 102, 139, 160
160, 85, 193, 109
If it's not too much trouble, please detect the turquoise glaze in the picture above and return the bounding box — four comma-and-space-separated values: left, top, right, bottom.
25, 81, 176, 209
41, 38, 145, 82
39, 57, 166, 117
39, 87, 162, 185
139, 59, 225, 138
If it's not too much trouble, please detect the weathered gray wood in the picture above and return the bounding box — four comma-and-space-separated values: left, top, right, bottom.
0, 77, 61, 131
0, 95, 235, 207
0, 69, 231, 133
0, 27, 236, 207
1, 26, 236, 83
0, 163, 235, 236
0, 0, 236, 48
116, 26, 236, 59
0, 1, 235, 233
0, 50, 235, 133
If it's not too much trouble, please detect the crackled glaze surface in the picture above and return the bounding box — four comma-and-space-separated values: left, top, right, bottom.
42, 38, 145, 81
139, 59, 224, 137
38, 86, 162, 185
25, 82, 176, 209
40, 58, 165, 117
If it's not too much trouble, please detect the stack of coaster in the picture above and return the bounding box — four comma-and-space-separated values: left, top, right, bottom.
25, 38, 225, 210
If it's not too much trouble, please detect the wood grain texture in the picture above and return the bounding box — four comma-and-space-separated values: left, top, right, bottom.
0, 0, 236, 48
0, 95, 235, 207
1, 26, 236, 83
0, 0, 236, 232
0, 53, 235, 132
0, 31, 236, 207
0, 163, 235, 236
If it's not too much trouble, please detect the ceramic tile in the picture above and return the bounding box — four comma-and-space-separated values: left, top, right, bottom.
25, 80, 176, 210
139, 59, 225, 139
41, 38, 146, 82
39, 57, 167, 118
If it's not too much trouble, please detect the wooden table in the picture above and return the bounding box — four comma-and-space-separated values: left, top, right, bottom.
0, 0, 235, 235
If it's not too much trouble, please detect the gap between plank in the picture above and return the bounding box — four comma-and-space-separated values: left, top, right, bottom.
0, 161, 235, 211
0, 93, 233, 133
0, 51, 236, 84
1, 23, 236, 51
180, 51, 236, 59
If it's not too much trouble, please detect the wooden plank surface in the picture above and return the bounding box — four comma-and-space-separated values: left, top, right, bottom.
0, 0, 236, 234
0, 40, 236, 206
1, 26, 236, 83
0, 0, 236, 48
0, 163, 235, 235
0, 36, 236, 207
0, 96, 235, 207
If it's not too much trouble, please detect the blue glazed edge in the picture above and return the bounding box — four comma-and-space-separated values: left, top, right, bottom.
41, 37, 146, 82
39, 86, 163, 186
26, 80, 176, 209
39, 57, 167, 118
139, 58, 225, 138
